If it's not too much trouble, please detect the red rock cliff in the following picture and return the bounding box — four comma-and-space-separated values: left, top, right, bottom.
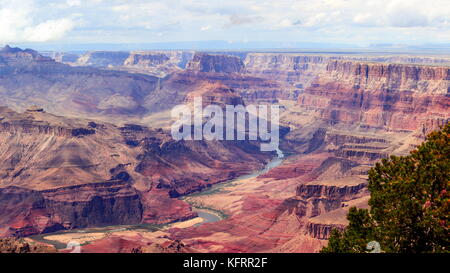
187, 53, 244, 73
298, 60, 450, 132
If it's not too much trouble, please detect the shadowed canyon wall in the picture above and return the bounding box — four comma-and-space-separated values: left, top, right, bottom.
0, 46, 449, 252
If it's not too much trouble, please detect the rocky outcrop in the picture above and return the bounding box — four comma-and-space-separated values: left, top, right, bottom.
75, 50, 194, 72
187, 53, 244, 73
0, 109, 156, 236
41, 51, 80, 64
335, 148, 387, 161
297, 60, 450, 132
243, 53, 450, 86
135, 239, 193, 253
0, 108, 97, 138
183, 81, 244, 107
0, 106, 274, 237
161, 70, 297, 106
244, 53, 328, 87
0, 46, 160, 120
345, 55, 450, 66
0, 237, 57, 253
76, 51, 130, 67
296, 182, 367, 200
306, 222, 346, 240
1, 46, 449, 252
304, 195, 370, 240
325, 60, 450, 93
325, 132, 388, 146
125, 51, 192, 68
295, 181, 367, 218
0, 45, 52, 63
133, 131, 271, 197
0, 181, 143, 238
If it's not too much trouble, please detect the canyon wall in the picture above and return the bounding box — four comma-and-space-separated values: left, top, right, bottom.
76, 51, 130, 67
161, 52, 450, 252
297, 60, 450, 132
187, 53, 244, 73
280, 59, 449, 243
1, 46, 449, 252
0, 46, 162, 121
0, 181, 143, 237
73, 50, 194, 77
0, 103, 273, 237
244, 53, 328, 88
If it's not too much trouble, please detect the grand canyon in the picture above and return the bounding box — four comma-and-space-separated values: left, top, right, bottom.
0, 44, 448, 253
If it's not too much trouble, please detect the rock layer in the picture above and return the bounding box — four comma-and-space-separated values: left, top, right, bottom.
0, 105, 272, 237
1, 47, 449, 252
298, 60, 450, 132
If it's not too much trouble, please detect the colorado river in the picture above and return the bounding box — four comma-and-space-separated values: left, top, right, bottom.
192, 209, 222, 227
29, 149, 285, 249
183, 148, 285, 224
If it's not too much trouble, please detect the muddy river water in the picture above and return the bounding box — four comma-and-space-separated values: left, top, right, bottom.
29, 149, 285, 249
185, 148, 285, 224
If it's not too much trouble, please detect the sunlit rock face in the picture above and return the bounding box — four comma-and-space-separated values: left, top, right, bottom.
0, 46, 162, 121
187, 53, 244, 73
0, 105, 272, 238
0, 46, 449, 252
148, 53, 449, 253
297, 60, 450, 132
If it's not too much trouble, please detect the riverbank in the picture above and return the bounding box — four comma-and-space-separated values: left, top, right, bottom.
27, 149, 286, 250
182, 148, 286, 224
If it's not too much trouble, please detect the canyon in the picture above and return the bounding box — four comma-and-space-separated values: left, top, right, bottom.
0, 45, 448, 252
0, 101, 272, 238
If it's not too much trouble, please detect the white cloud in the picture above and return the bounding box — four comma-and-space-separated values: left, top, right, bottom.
0, 0, 75, 43
200, 25, 212, 31
386, 1, 429, 27
24, 19, 75, 42
1, 0, 450, 45
66, 0, 81, 7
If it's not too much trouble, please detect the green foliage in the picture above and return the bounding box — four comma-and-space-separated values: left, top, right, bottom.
321, 124, 450, 253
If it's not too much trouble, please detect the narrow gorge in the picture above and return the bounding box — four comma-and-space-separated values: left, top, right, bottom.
0, 45, 448, 252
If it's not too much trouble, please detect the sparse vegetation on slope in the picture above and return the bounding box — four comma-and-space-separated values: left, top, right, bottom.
322, 124, 450, 253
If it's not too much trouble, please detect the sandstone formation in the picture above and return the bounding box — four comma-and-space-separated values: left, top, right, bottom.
0, 105, 272, 237
187, 53, 244, 73
149, 51, 448, 252
244, 53, 328, 88
297, 60, 450, 132
76, 51, 130, 67
0, 45, 449, 253
0, 46, 160, 121
0, 237, 57, 253
73, 50, 194, 77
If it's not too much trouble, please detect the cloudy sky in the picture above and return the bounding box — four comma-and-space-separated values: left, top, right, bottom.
1, 0, 450, 47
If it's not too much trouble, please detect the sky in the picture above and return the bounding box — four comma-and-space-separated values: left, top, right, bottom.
1, 0, 450, 49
